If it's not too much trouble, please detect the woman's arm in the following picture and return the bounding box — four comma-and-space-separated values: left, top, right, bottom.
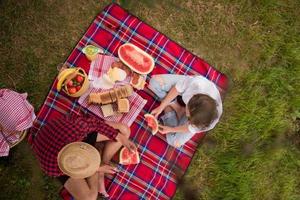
105, 121, 136, 152
151, 86, 180, 117
105, 121, 130, 136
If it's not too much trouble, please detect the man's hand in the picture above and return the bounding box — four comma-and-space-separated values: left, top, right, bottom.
151, 104, 165, 118
158, 125, 173, 134
97, 164, 119, 174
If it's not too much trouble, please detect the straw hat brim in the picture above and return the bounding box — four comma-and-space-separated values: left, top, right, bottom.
57, 142, 101, 179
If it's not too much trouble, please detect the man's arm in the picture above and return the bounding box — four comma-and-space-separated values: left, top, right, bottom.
151, 86, 180, 117
160, 86, 180, 108
159, 124, 189, 134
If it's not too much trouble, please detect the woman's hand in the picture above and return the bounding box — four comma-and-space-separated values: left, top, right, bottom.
158, 125, 174, 134
105, 121, 130, 136
117, 134, 137, 153
117, 123, 131, 136
151, 104, 165, 118
98, 164, 119, 174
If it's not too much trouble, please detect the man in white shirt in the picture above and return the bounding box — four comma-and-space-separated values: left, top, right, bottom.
148, 74, 222, 147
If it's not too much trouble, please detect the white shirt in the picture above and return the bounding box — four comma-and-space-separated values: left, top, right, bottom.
175, 76, 223, 133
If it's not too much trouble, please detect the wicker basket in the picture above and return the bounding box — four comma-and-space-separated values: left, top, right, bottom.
9, 130, 27, 148
63, 68, 90, 98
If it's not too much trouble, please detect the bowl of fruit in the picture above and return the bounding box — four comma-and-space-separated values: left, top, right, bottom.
57, 67, 89, 97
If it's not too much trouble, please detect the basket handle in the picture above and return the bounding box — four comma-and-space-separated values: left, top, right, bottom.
0, 122, 24, 148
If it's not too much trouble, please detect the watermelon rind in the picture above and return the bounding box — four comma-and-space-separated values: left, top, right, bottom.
118, 43, 155, 75
119, 147, 140, 165
144, 113, 159, 135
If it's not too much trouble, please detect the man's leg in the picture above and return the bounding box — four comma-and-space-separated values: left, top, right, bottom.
148, 74, 186, 100
166, 116, 195, 148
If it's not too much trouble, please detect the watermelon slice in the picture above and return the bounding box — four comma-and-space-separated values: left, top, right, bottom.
118, 43, 155, 75
144, 114, 159, 135
119, 147, 140, 165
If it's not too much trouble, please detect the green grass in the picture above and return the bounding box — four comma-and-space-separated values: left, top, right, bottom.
0, 0, 299, 199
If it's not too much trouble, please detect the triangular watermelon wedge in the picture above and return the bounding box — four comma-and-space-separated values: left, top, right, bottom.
119, 147, 140, 165
144, 114, 159, 135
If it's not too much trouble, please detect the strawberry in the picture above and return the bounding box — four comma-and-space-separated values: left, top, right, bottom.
68, 87, 77, 94
75, 75, 84, 83
66, 80, 73, 87
76, 86, 81, 91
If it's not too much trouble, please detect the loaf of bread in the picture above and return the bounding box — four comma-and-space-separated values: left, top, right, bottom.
109, 90, 117, 102
99, 91, 112, 104
117, 98, 130, 113
89, 85, 133, 105
88, 93, 101, 104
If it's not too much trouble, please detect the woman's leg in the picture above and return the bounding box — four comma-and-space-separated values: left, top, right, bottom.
96, 126, 130, 164
97, 128, 131, 196
161, 112, 195, 148
64, 172, 98, 200
97, 139, 125, 197
148, 74, 186, 100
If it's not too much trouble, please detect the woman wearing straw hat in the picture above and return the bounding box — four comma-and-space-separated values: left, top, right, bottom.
29, 114, 136, 200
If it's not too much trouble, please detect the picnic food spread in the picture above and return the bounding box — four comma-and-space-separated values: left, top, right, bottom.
118, 43, 155, 75
56, 43, 152, 120
144, 114, 159, 135
119, 147, 140, 165
57, 67, 89, 97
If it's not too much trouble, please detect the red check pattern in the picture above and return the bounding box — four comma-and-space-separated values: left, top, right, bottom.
30, 114, 118, 176
0, 89, 35, 156
29, 3, 229, 199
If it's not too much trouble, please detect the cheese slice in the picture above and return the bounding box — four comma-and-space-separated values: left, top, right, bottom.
107, 67, 127, 82
101, 104, 115, 117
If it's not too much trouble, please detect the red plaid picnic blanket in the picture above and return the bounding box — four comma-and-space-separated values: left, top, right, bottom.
78, 54, 147, 126
29, 3, 229, 200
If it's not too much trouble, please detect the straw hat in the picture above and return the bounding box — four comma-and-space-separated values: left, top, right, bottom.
57, 142, 101, 179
